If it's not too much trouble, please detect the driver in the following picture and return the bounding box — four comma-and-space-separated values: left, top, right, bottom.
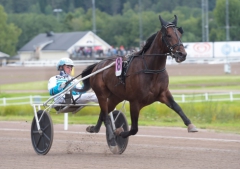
48, 57, 98, 104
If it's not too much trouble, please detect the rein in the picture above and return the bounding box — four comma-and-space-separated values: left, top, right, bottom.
88, 24, 182, 79
129, 25, 183, 75
139, 52, 167, 74
125, 25, 181, 76
124, 52, 167, 78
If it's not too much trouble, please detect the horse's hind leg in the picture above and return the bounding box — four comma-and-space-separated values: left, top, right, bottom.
86, 95, 122, 133
86, 113, 103, 133
88, 111, 118, 150
159, 90, 198, 132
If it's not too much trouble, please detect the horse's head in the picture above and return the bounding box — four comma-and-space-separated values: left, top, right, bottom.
159, 15, 186, 63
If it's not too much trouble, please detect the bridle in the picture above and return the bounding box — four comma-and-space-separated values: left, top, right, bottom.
121, 24, 185, 75
115, 23, 185, 75
138, 24, 184, 60
161, 24, 184, 58
133, 24, 184, 58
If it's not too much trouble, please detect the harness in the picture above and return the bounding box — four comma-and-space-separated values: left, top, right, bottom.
117, 24, 183, 85
117, 52, 167, 85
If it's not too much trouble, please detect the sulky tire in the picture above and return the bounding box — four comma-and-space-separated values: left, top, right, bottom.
31, 110, 53, 155
106, 110, 129, 154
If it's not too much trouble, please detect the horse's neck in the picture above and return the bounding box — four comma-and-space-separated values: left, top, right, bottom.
144, 34, 168, 70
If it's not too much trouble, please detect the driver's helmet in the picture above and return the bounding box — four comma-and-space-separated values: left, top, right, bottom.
56, 58, 74, 71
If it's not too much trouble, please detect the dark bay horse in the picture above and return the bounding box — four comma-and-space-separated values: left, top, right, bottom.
78, 15, 198, 151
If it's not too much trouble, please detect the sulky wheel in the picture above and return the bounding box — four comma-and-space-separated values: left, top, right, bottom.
106, 110, 129, 154
31, 110, 53, 155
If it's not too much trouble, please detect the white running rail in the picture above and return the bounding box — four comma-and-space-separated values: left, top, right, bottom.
1, 91, 240, 106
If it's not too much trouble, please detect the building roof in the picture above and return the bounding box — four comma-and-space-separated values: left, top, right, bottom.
0, 51, 9, 58
19, 31, 89, 52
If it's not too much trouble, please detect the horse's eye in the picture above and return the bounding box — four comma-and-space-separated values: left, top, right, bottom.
167, 35, 171, 38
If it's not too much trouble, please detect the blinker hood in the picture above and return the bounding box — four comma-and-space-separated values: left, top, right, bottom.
159, 15, 178, 28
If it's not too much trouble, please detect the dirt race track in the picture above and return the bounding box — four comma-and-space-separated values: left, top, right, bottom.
0, 63, 240, 168
1, 63, 240, 85
0, 121, 240, 169
1, 63, 240, 94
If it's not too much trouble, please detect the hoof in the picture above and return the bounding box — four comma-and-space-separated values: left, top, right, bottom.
114, 127, 124, 136
188, 124, 198, 132
109, 145, 119, 154
86, 126, 97, 133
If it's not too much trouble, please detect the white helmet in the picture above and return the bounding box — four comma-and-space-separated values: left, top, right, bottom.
57, 58, 74, 71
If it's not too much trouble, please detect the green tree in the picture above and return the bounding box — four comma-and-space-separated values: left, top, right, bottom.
38, 0, 47, 14
101, 9, 140, 48
11, 0, 34, 13
0, 5, 21, 56
8, 13, 66, 50
5, 0, 236, 54
169, 6, 202, 42
213, 0, 240, 41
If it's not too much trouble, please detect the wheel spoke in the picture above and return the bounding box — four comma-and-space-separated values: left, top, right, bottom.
32, 130, 40, 134
35, 135, 41, 147
42, 124, 50, 131
42, 135, 45, 150
43, 132, 51, 141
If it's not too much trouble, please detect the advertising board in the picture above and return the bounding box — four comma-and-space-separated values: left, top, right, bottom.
214, 41, 240, 57
183, 42, 213, 58
183, 41, 240, 58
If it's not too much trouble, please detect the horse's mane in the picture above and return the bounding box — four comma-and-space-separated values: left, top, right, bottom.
136, 32, 158, 55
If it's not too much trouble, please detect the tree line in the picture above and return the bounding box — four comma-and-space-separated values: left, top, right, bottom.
0, 0, 240, 57
0, 0, 217, 15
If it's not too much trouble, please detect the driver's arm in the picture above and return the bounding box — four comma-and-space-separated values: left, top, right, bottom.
48, 76, 67, 95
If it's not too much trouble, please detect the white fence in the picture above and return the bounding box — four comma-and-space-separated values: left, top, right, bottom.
0, 95, 49, 106
173, 92, 240, 103
0, 92, 240, 106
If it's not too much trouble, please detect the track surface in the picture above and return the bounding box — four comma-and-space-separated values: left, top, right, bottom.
1, 63, 240, 168
1, 63, 240, 85
0, 121, 239, 169
1, 63, 240, 94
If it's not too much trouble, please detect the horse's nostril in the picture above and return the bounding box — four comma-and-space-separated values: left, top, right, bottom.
178, 51, 187, 58
177, 52, 183, 56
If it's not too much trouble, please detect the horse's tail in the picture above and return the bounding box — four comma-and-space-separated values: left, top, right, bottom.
77, 63, 98, 93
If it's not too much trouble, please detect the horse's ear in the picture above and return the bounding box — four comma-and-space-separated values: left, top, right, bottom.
177, 27, 184, 34
172, 15, 178, 26
159, 15, 168, 27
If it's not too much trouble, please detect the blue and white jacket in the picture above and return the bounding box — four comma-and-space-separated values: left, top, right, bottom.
48, 71, 83, 96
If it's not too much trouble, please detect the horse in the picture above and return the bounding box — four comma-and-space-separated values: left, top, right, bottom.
78, 15, 198, 152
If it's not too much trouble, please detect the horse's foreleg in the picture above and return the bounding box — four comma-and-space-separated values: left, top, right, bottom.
120, 102, 140, 138
160, 90, 198, 132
